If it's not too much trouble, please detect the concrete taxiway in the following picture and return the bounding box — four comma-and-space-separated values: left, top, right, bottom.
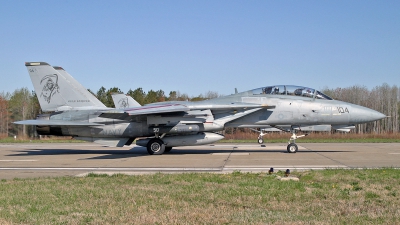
0, 142, 399, 179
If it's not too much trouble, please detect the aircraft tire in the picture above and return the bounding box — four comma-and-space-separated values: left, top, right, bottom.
287, 143, 298, 153
257, 138, 264, 144
147, 138, 165, 155
165, 147, 173, 153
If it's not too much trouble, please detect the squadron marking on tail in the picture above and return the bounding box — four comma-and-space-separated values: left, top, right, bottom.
40, 74, 59, 103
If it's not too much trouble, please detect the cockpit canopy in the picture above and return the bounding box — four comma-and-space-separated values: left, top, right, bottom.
252, 85, 333, 100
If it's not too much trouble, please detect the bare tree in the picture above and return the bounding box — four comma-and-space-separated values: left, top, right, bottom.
322, 83, 399, 134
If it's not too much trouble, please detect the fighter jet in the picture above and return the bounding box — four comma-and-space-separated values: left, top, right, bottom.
15, 62, 386, 154
144, 85, 385, 153
113, 91, 355, 145
16, 62, 267, 154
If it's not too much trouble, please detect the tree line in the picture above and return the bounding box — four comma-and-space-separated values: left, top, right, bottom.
321, 83, 399, 134
88, 86, 220, 107
0, 84, 399, 138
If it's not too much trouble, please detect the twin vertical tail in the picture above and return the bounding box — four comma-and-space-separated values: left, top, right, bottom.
111, 93, 141, 109
25, 62, 107, 111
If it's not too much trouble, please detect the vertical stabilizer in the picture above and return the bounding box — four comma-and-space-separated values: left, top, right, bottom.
53, 66, 106, 109
111, 93, 141, 109
26, 62, 106, 111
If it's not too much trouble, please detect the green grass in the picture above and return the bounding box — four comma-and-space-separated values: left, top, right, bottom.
0, 169, 399, 224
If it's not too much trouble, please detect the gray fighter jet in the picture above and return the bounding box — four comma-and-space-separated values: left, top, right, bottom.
16, 62, 386, 154
115, 92, 355, 144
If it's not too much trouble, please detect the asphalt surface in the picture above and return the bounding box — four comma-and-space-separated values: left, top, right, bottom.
0, 142, 399, 179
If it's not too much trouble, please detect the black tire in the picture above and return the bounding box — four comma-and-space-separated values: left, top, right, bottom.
287, 143, 298, 153
165, 147, 173, 153
147, 138, 165, 155
257, 138, 264, 144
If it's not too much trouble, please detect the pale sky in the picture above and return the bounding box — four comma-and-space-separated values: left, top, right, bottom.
1, 0, 399, 97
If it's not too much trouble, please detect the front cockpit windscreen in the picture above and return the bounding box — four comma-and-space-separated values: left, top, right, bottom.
252, 85, 333, 100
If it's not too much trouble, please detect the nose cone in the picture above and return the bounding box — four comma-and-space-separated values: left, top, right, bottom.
368, 110, 386, 122
351, 105, 386, 124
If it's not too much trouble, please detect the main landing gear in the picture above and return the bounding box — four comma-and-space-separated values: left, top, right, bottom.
146, 138, 173, 155
147, 138, 165, 155
146, 132, 172, 155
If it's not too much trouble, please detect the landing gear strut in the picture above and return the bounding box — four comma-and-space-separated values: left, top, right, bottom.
286, 127, 308, 153
254, 126, 309, 153
252, 128, 267, 144
257, 137, 264, 144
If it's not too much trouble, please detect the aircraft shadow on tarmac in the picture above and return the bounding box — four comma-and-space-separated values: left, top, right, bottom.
7, 146, 351, 160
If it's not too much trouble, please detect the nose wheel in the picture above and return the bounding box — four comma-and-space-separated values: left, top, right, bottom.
286, 127, 308, 153
252, 128, 267, 144
287, 143, 298, 153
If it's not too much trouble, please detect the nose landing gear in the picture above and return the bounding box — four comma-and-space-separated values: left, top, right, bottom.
251, 128, 267, 144
253, 126, 309, 153
287, 127, 308, 153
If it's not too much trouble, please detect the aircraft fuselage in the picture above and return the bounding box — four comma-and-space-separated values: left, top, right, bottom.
18, 62, 386, 154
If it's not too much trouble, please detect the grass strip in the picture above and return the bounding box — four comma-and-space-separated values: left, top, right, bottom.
0, 169, 399, 224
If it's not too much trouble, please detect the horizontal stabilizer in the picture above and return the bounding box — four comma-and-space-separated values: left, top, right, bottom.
14, 120, 103, 126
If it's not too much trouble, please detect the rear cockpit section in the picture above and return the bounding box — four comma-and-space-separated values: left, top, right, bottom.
314, 90, 332, 100
252, 85, 333, 100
